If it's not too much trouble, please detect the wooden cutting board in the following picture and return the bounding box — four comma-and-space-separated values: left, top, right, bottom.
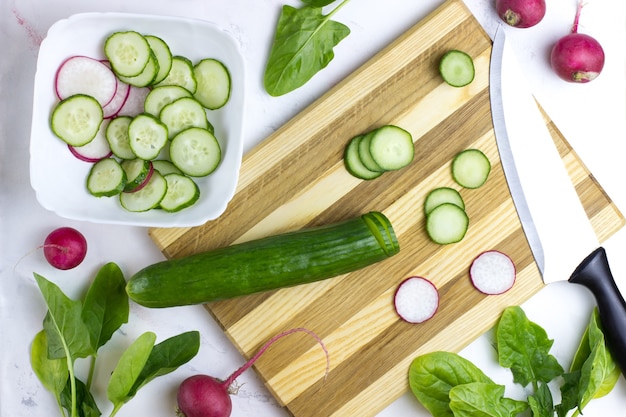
148, 0, 624, 415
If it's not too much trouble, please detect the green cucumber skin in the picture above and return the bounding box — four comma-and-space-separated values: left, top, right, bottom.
127, 212, 399, 307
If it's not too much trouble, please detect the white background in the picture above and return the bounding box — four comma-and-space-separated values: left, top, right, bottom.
1, 0, 625, 416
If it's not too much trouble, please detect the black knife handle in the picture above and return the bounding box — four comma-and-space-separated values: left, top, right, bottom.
569, 247, 626, 373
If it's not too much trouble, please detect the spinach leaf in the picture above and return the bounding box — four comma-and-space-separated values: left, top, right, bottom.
449, 382, 527, 417
409, 351, 493, 417
127, 330, 200, 396
263, 2, 350, 96
81, 262, 129, 352
30, 330, 68, 413
496, 306, 563, 387
60, 377, 101, 417
301, 0, 337, 6
528, 381, 553, 417
34, 273, 94, 361
107, 331, 156, 415
556, 370, 580, 417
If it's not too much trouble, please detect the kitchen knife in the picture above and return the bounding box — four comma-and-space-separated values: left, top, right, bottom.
490, 25, 626, 373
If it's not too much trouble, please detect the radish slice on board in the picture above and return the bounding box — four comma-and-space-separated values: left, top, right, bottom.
470, 250, 516, 295
55, 56, 118, 107
394, 276, 439, 323
68, 122, 113, 162
116, 86, 150, 117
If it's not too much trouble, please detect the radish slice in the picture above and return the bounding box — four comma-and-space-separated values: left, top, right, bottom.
55, 56, 118, 107
68, 122, 112, 162
394, 276, 439, 324
128, 162, 155, 193
470, 250, 516, 295
116, 86, 150, 117
103, 79, 131, 118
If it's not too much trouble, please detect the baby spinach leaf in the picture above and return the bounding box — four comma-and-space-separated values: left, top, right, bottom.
301, 0, 337, 6
409, 351, 493, 417
556, 370, 580, 417
81, 262, 129, 353
34, 273, 94, 361
263, 3, 350, 96
30, 330, 68, 412
60, 377, 101, 417
127, 330, 200, 397
528, 381, 554, 417
449, 382, 527, 417
107, 331, 156, 413
496, 306, 563, 387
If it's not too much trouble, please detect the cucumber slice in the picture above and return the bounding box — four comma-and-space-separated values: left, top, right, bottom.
127, 113, 168, 160
144, 85, 192, 117
452, 149, 491, 189
144, 35, 172, 85
86, 158, 126, 197
426, 203, 469, 245
105, 115, 135, 159
170, 127, 221, 177
117, 52, 159, 87
155, 56, 197, 93
160, 173, 200, 212
424, 187, 465, 215
193, 58, 231, 110
159, 96, 210, 139
51, 94, 104, 146
121, 158, 153, 192
343, 135, 383, 180
439, 50, 475, 87
104, 31, 152, 77
358, 132, 385, 172
369, 125, 414, 171
152, 159, 183, 175
120, 170, 167, 212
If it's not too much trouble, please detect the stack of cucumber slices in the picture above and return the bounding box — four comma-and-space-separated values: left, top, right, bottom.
49, 30, 231, 213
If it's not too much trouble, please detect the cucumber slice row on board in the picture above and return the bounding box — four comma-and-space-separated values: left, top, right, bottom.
344, 125, 414, 180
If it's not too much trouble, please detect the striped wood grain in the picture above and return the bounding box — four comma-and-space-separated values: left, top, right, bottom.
148, 0, 624, 415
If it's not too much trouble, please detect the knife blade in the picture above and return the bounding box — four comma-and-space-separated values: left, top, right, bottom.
490, 25, 626, 372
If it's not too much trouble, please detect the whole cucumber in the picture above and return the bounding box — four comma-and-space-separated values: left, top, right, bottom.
127, 212, 399, 307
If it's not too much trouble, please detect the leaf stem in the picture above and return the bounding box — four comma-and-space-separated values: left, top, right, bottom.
327, 0, 351, 19
86, 355, 96, 390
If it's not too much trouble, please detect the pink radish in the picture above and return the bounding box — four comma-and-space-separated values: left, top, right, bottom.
469, 250, 516, 295
55, 56, 118, 107
550, 0, 605, 83
495, 0, 546, 28
100, 60, 132, 118
116, 86, 150, 117
394, 276, 439, 324
42, 227, 88, 270
68, 122, 112, 162
176, 328, 329, 417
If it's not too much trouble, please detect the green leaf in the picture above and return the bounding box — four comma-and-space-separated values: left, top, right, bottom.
30, 330, 68, 407
449, 382, 528, 417
528, 381, 554, 417
408, 351, 494, 417
556, 370, 580, 417
81, 262, 129, 352
496, 306, 563, 387
301, 0, 337, 6
107, 331, 157, 409
60, 377, 101, 417
34, 273, 94, 361
127, 330, 200, 397
263, 4, 350, 96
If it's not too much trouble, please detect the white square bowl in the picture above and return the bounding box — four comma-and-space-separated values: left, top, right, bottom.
30, 12, 245, 227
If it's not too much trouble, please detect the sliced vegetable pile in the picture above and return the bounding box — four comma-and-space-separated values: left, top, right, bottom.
49, 30, 231, 213
30, 263, 200, 417
409, 306, 620, 417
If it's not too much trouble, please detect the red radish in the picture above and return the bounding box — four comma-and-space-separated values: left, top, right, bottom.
394, 276, 439, 324
469, 250, 516, 295
495, 0, 546, 28
55, 56, 118, 107
42, 227, 88, 270
176, 328, 329, 417
116, 86, 150, 117
550, 0, 605, 83
100, 60, 132, 118
68, 122, 112, 162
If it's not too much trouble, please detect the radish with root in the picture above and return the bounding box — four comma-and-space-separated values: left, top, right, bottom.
394, 276, 439, 324
42, 227, 88, 270
495, 0, 546, 28
551, 0, 605, 83
470, 250, 516, 295
176, 328, 329, 417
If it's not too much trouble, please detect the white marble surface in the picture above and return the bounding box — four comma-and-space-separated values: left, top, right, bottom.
1, 0, 625, 416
